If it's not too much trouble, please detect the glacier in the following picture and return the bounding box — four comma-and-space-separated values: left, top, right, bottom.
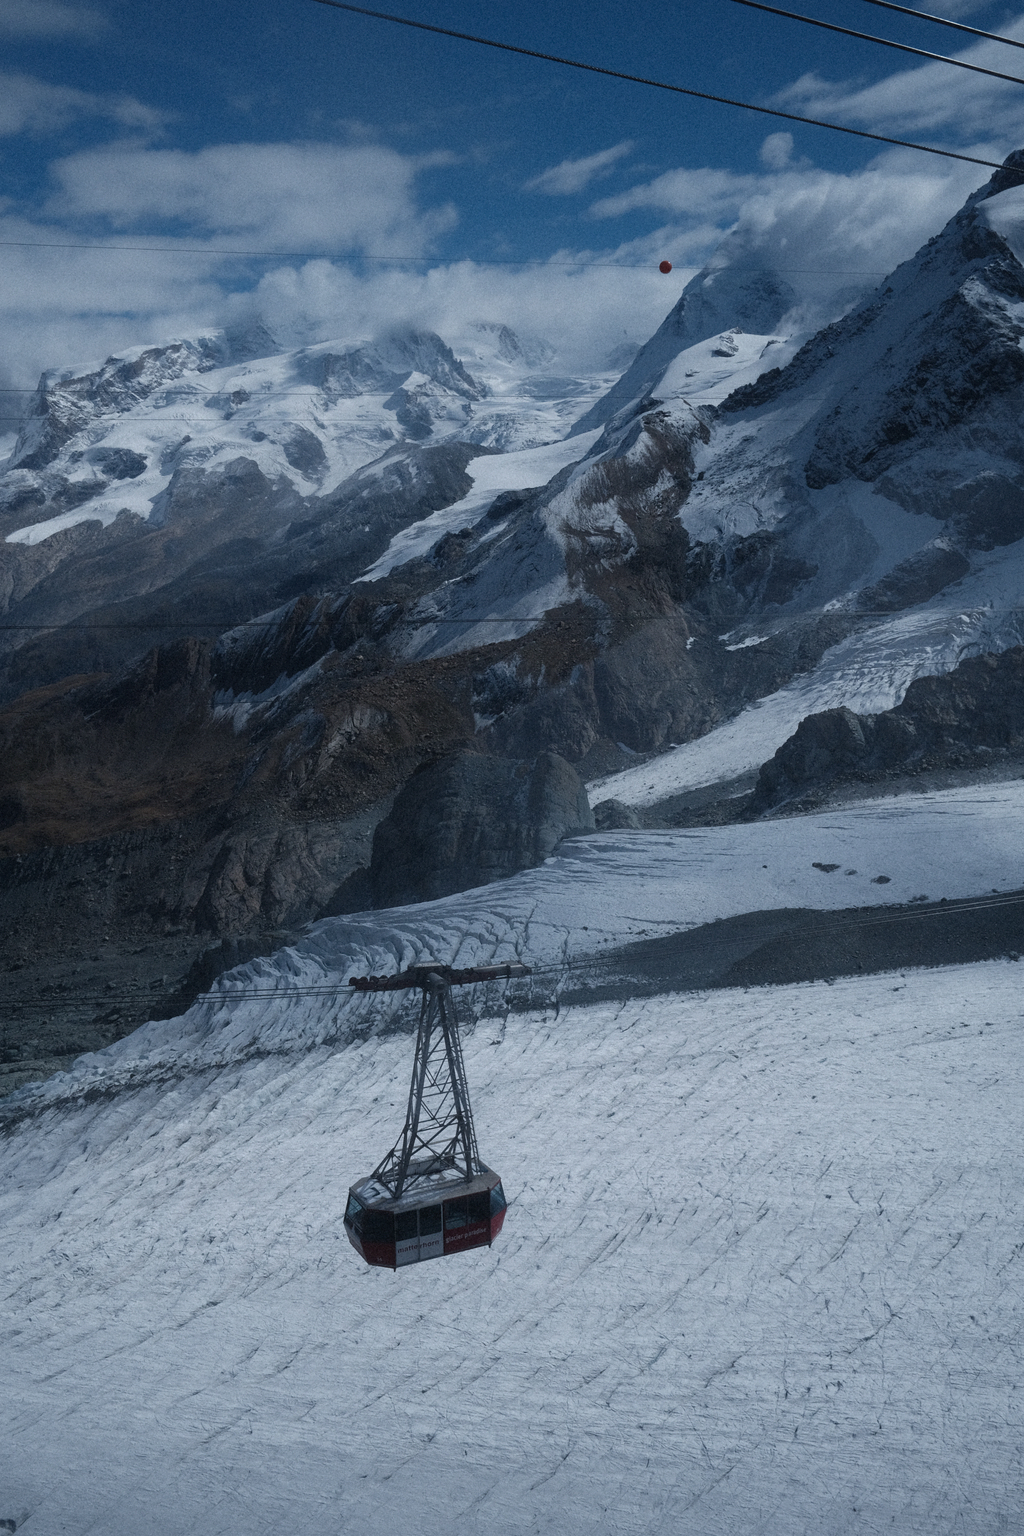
2, 782, 1023, 1534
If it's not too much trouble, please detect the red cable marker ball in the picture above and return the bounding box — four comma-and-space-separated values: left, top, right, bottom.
659, 260, 673, 273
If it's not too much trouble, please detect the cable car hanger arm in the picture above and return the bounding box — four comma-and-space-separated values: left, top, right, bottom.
349, 962, 531, 991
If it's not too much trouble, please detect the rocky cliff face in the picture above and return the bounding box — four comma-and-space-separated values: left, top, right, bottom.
369, 750, 594, 907
749, 646, 1024, 814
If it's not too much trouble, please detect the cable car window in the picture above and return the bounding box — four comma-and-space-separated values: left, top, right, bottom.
444, 1197, 469, 1230
419, 1204, 442, 1236
490, 1184, 507, 1215
362, 1209, 395, 1243
345, 1194, 365, 1233
467, 1191, 490, 1224
394, 1210, 418, 1242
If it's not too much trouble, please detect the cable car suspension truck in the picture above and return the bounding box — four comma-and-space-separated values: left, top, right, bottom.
343, 962, 529, 1270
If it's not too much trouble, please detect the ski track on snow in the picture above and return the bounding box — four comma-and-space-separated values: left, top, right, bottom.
2, 960, 1022, 1534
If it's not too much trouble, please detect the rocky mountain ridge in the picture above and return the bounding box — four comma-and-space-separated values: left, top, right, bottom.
0, 321, 612, 700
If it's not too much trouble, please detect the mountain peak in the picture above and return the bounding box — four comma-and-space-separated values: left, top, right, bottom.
975, 146, 1024, 204
570, 263, 796, 435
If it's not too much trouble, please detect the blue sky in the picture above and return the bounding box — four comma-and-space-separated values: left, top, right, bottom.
2, 0, 1024, 411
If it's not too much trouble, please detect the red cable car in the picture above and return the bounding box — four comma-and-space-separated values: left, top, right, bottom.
344, 1168, 507, 1268
344, 962, 528, 1270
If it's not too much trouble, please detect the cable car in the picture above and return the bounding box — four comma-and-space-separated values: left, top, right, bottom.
344, 1168, 507, 1268
343, 962, 528, 1270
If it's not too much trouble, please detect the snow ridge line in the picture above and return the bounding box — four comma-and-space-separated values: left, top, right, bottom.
4, 887, 1022, 1129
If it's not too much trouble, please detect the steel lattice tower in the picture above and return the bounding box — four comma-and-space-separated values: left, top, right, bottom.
371, 971, 481, 1198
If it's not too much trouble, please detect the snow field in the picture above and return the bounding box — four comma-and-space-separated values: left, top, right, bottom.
2, 960, 1022, 1535
359, 427, 603, 580
8, 780, 1021, 1112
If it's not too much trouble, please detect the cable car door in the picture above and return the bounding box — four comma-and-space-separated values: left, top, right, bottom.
395, 1204, 444, 1265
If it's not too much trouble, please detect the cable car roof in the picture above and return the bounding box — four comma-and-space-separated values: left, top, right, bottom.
351, 1165, 500, 1213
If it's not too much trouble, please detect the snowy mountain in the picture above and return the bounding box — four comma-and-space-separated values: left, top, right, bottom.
3, 152, 1024, 1068
1, 320, 585, 540
0, 319, 619, 697
569, 260, 798, 435
5, 160, 1024, 1536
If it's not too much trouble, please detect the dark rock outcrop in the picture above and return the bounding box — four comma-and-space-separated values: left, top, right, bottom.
750, 646, 1024, 812
855, 540, 971, 612
369, 749, 595, 907
592, 797, 641, 830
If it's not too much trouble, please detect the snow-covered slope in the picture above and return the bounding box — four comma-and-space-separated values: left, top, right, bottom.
570, 262, 798, 435
1, 323, 615, 547
3, 781, 1022, 1535
590, 568, 1024, 807
359, 427, 604, 581
10, 779, 1022, 1100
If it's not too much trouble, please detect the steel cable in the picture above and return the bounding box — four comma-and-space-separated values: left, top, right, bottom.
856, 0, 1024, 54
727, 0, 1024, 87
310, 0, 1002, 169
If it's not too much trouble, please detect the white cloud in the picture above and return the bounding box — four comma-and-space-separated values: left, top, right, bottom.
0, 139, 466, 391
770, 15, 1024, 147
927, 0, 999, 15
708, 152, 988, 328
233, 253, 678, 373
0, 142, 996, 402
0, 214, 233, 389
590, 167, 763, 222
760, 132, 794, 171
523, 141, 634, 196
588, 152, 986, 278
0, 0, 105, 37
2, 31, 1020, 417
46, 141, 458, 255
0, 72, 165, 136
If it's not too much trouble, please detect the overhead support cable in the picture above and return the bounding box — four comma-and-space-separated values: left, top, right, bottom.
856, 0, 1024, 53
0, 238, 692, 264
0, 257, 898, 287
0, 607, 1022, 633
6, 892, 1023, 1013
310, 0, 1002, 168
727, 0, 1024, 86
